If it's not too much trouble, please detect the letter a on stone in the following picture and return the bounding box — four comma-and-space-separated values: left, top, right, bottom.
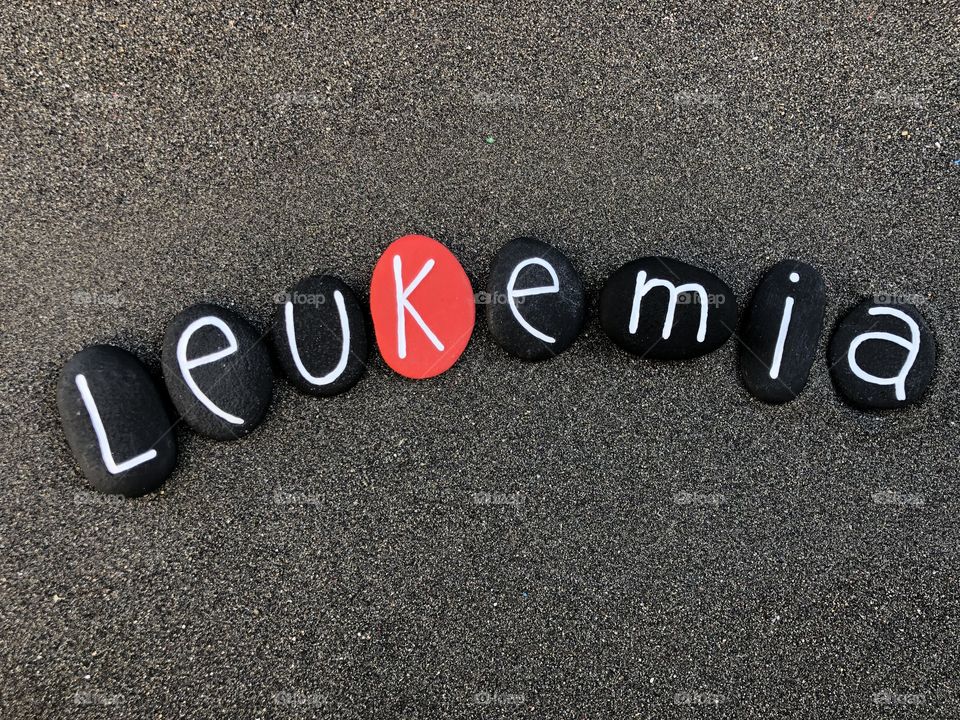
828, 300, 936, 410
369, 234, 475, 379
847, 307, 920, 401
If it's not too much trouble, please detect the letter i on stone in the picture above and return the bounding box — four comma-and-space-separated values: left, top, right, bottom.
828, 298, 936, 409
739, 260, 826, 403
369, 234, 475, 379
57, 345, 177, 496
162, 303, 274, 439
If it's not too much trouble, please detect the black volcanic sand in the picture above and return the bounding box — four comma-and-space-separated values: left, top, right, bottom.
1, 3, 958, 718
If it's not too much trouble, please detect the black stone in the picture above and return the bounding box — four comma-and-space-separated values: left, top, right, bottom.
739, 260, 826, 403
57, 345, 177, 496
162, 303, 273, 440
486, 237, 586, 360
828, 300, 935, 410
599, 257, 737, 360
271, 275, 368, 396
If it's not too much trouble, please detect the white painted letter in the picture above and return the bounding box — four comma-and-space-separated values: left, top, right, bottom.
847, 307, 920, 402
769, 272, 801, 379
506, 258, 560, 343
284, 290, 350, 385
76, 374, 158, 474
393, 255, 444, 359
629, 271, 709, 342
176, 316, 244, 425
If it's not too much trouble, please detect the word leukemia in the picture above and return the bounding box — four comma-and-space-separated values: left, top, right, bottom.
57, 234, 936, 497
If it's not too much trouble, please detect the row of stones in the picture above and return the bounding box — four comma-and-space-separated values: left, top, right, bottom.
58, 234, 936, 497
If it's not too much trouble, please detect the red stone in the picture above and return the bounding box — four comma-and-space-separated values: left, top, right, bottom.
369, 234, 475, 379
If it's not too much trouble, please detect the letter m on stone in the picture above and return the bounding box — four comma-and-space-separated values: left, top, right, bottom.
629, 270, 709, 342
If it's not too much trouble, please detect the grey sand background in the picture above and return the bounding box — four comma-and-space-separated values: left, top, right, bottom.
1, 2, 959, 717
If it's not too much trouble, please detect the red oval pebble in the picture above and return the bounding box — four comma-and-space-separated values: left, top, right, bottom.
369, 234, 475, 379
